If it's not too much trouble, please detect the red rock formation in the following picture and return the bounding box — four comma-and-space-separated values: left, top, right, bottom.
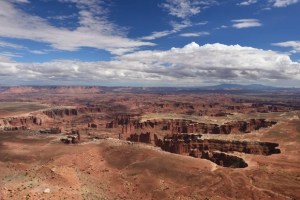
106, 117, 277, 135
0, 116, 42, 130
3, 126, 27, 131
155, 133, 280, 168
127, 132, 151, 144
43, 108, 78, 118
61, 131, 80, 144
105, 114, 137, 128
39, 127, 61, 134
160, 134, 280, 156
42, 105, 112, 119
200, 151, 248, 168
71, 136, 79, 144
88, 123, 97, 128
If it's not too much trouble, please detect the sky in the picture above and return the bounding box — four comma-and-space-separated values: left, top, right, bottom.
0, 0, 299, 87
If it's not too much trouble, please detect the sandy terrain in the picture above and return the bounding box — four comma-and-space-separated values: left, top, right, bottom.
0, 117, 299, 200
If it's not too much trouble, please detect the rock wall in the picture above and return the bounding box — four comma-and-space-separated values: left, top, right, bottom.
0, 116, 42, 130
154, 133, 280, 168
105, 114, 138, 128
43, 108, 78, 118
106, 115, 277, 135
39, 127, 61, 134
127, 132, 151, 144
200, 151, 248, 168
42, 106, 111, 119
159, 134, 280, 156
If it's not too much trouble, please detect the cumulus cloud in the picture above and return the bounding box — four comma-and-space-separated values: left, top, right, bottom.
272, 41, 300, 53
179, 31, 209, 37
0, 42, 299, 86
232, 19, 262, 29
270, 0, 299, 7
0, 1, 154, 55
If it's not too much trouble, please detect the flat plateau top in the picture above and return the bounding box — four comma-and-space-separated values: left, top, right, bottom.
0, 102, 49, 118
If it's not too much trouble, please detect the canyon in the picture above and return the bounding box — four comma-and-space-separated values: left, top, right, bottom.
0, 86, 299, 199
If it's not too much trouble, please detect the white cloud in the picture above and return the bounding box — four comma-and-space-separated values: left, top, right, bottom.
232, 19, 262, 29
0, 55, 13, 63
272, 41, 300, 53
0, 42, 299, 86
143, 0, 212, 41
270, 0, 299, 7
237, 0, 299, 8
28, 50, 48, 55
161, 0, 200, 19
141, 20, 208, 41
141, 31, 174, 41
215, 25, 229, 30
0, 56, 19, 77
0, 1, 154, 55
0, 40, 51, 55
0, 40, 25, 49
179, 32, 210, 37
47, 14, 77, 21
238, 0, 258, 6
9, 0, 30, 3
141, 20, 193, 40
161, 0, 216, 19
0, 52, 22, 58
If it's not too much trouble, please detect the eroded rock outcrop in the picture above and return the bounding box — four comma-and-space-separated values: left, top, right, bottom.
153, 133, 280, 168
42, 106, 110, 119
61, 130, 80, 144
200, 151, 248, 168
127, 132, 151, 144
39, 127, 61, 134
105, 114, 138, 128
0, 116, 42, 130
106, 115, 277, 136
43, 108, 78, 118
88, 123, 98, 128
160, 134, 280, 156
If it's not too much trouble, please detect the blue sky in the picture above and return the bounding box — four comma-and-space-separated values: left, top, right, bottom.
0, 0, 299, 87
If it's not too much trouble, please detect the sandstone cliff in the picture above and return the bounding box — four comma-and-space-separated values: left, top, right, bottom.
0, 116, 42, 130
107, 114, 277, 137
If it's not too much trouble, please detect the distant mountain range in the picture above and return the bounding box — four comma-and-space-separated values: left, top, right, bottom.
130, 84, 296, 92
0, 84, 298, 94
199, 84, 278, 90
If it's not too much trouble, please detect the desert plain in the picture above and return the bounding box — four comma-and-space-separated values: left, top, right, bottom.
0, 86, 299, 200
